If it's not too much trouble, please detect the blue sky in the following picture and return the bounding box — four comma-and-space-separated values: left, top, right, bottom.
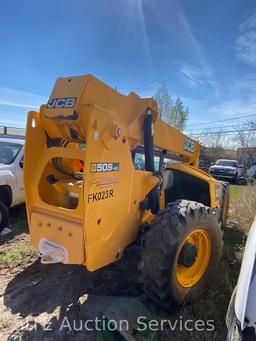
0, 0, 256, 131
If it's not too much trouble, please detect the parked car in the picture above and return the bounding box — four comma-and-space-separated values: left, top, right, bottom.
0, 134, 25, 236
209, 159, 244, 184
226, 218, 256, 340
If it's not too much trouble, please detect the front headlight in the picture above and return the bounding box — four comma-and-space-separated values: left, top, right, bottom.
215, 183, 222, 201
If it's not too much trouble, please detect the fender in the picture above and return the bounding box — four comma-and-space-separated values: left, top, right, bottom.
0, 169, 15, 187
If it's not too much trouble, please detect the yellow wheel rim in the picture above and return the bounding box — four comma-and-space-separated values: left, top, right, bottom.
176, 229, 211, 288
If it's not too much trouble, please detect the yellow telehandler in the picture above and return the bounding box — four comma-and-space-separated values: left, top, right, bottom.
24, 74, 229, 310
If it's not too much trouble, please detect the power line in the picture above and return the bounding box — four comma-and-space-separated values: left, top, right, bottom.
189, 128, 256, 136
186, 123, 254, 134
187, 122, 254, 133
187, 113, 256, 127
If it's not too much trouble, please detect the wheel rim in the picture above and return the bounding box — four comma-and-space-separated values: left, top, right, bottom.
176, 229, 211, 288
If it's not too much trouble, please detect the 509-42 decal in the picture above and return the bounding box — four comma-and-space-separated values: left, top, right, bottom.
90, 162, 119, 173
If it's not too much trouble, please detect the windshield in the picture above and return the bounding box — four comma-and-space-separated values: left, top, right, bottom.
133, 153, 160, 170
216, 160, 237, 167
0, 141, 22, 165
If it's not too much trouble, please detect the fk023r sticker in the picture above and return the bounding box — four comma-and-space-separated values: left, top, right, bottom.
88, 190, 114, 203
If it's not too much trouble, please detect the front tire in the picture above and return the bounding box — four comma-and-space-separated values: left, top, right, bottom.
140, 200, 222, 310
236, 177, 247, 186
0, 201, 9, 233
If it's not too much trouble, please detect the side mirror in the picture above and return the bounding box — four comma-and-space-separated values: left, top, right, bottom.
19, 160, 24, 169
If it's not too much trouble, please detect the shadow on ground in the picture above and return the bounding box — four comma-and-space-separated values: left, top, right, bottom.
4, 249, 158, 341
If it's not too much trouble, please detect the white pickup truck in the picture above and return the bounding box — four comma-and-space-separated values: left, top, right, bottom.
226, 218, 256, 340
209, 159, 245, 184
0, 132, 25, 235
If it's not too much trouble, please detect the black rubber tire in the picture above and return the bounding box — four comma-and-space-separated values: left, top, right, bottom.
236, 177, 247, 186
220, 181, 230, 229
0, 201, 9, 233
139, 200, 222, 311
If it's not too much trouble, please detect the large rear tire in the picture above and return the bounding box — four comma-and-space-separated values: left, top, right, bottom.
220, 182, 230, 229
139, 200, 222, 310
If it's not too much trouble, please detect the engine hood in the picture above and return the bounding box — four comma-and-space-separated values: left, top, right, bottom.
0, 163, 10, 170
210, 165, 236, 171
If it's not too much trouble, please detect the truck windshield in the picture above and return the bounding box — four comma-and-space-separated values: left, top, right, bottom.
216, 160, 237, 167
0, 141, 22, 165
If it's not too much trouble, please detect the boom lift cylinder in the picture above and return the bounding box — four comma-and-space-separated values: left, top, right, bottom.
143, 108, 160, 214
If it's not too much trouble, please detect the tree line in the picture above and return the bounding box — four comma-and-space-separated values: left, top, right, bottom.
154, 83, 189, 131
153, 83, 256, 168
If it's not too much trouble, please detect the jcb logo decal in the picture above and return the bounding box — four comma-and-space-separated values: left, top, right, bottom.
90, 162, 119, 173
184, 136, 195, 153
47, 97, 76, 109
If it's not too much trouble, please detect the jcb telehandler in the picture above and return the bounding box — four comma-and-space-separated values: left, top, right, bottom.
24, 74, 229, 310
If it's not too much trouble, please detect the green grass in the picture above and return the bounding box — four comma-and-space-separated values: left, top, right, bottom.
0, 244, 36, 264
230, 185, 243, 198
0, 206, 31, 264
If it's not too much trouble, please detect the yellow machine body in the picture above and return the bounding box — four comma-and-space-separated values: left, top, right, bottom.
24, 74, 221, 271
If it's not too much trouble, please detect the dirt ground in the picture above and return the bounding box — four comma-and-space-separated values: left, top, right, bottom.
0, 186, 253, 341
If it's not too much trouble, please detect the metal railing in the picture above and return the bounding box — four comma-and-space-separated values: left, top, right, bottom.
0, 126, 26, 138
